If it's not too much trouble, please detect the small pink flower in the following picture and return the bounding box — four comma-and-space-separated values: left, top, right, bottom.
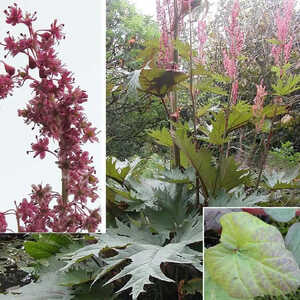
32, 138, 49, 159
82, 126, 98, 143
1, 61, 15, 76
50, 20, 65, 40
0, 213, 7, 232
4, 4, 23, 26
0, 74, 14, 99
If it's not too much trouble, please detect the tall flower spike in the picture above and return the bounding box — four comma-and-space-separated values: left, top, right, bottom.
156, 0, 184, 70
197, 20, 207, 64
223, 0, 244, 105
252, 80, 267, 132
271, 0, 295, 65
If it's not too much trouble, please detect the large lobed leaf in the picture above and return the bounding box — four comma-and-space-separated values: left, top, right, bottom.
65, 213, 203, 300
139, 68, 188, 97
205, 212, 300, 299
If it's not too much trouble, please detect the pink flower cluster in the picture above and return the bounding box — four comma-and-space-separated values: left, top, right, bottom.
0, 4, 101, 232
223, 0, 244, 105
16, 184, 100, 232
252, 80, 268, 132
271, 0, 295, 65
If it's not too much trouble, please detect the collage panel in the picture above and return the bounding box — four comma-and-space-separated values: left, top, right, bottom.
0, 233, 109, 299
0, 0, 105, 233
204, 207, 300, 299
107, 0, 299, 299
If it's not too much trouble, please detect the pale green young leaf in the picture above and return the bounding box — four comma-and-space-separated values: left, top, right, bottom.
205, 212, 300, 299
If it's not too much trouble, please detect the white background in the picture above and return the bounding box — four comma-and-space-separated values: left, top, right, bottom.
0, 0, 105, 232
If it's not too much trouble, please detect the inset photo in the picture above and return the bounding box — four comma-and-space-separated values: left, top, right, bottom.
204, 208, 300, 299
0, 0, 105, 233
0, 233, 109, 300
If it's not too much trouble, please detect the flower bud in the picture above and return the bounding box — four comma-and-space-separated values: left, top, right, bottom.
2, 61, 15, 76
28, 55, 37, 69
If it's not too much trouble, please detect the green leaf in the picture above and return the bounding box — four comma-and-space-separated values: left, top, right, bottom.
272, 74, 300, 96
174, 124, 249, 195
24, 241, 58, 259
24, 235, 71, 259
205, 212, 300, 299
266, 38, 281, 45
263, 167, 300, 190
214, 158, 249, 194
209, 188, 268, 207
285, 223, 300, 266
205, 272, 244, 300
71, 282, 117, 300
197, 103, 213, 118
102, 242, 197, 300
205, 103, 252, 145
208, 111, 229, 145
227, 102, 252, 132
181, 278, 202, 295
173, 39, 197, 60
139, 68, 188, 97
144, 184, 194, 236
263, 208, 296, 222
174, 124, 216, 192
196, 79, 228, 96
193, 64, 211, 76
210, 73, 231, 84
148, 127, 173, 147
262, 104, 287, 118
137, 38, 160, 61
0, 257, 70, 300
155, 167, 195, 184
106, 157, 130, 183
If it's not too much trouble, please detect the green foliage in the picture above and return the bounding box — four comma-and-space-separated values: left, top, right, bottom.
262, 167, 300, 190
209, 188, 268, 207
196, 78, 228, 96
198, 102, 253, 145
269, 141, 300, 167
205, 212, 300, 299
0, 235, 113, 300
106, 157, 131, 183
271, 65, 300, 96
106, 0, 166, 160
174, 124, 250, 197
148, 127, 173, 147
173, 39, 197, 61
61, 182, 203, 300
24, 234, 72, 259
